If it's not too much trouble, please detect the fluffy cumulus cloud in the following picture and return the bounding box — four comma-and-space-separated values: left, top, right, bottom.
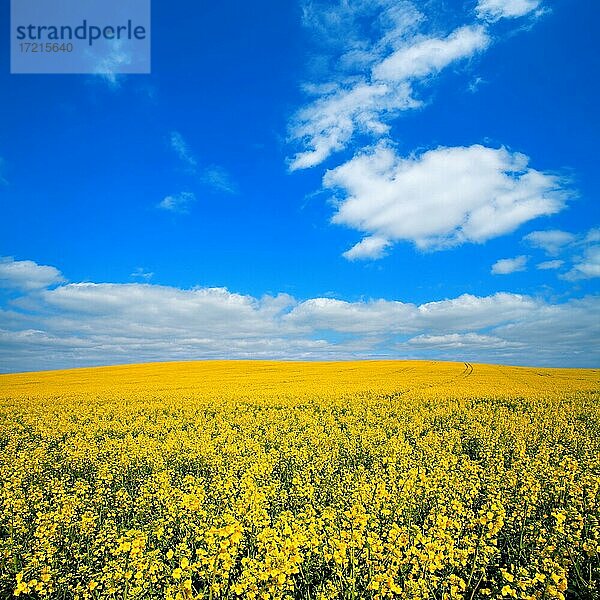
288, 1, 559, 264
413, 292, 538, 331
408, 332, 521, 351
476, 0, 543, 21
537, 260, 563, 271
1, 260, 598, 371
491, 255, 528, 275
342, 236, 391, 261
524, 229, 576, 255
0, 257, 64, 291
324, 143, 568, 255
285, 297, 417, 335
288, 1, 490, 169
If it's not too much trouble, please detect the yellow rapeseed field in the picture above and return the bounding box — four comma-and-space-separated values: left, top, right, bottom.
0, 360, 598, 600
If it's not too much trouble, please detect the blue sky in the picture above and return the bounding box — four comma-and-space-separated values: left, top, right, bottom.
0, 0, 598, 372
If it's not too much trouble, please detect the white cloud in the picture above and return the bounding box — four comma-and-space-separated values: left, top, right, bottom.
0, 267, 598, 371
563, 245, 600, 281
408, 332, 522, 350
476, 0, 542, 21
468, 76, 486, 93
168, 133, 237, 195
91, 41, 132, 89
492, 296, 599, 362
300, 0, 422, 65
285, 297, 417, 334
287, 292, 539, 335
130, 268, 154, 281
584, 228, 600, 244
415, 292, 538, 331
342, 236, 391, 261
170, 131, 198, 170
491, 255, 528, 275
523, 229, 576, 255
158, 192, 196, 213
0, 257, 65, 291
372, 25, 489, 81
289, 81, 417, 170
324, 143, 568, 256
289, 4, 490, 170
201, 166, 238, 195
537, 260, 563, 270
522, 228, 600, 280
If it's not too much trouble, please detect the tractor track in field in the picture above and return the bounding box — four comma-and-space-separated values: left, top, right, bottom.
383, 362, 475, 400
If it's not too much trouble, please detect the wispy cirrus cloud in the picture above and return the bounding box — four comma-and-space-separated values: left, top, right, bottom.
288, 1, 490, 170
1, 260, 598, 371
170, 131, 198, 171
158, 191, 196, 213
201, 166, 239, 195
89, 41, 133, 90
168, 131, 238, 198
130, 267, 154, 281
323, 143, 569, 257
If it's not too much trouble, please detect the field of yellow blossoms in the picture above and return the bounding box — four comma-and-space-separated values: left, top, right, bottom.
0, 360, 599, 600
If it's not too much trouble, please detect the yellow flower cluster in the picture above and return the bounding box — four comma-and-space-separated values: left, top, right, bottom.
0, 360, 598, 599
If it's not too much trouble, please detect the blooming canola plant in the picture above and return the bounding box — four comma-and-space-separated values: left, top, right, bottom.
0, 360, 598, 600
